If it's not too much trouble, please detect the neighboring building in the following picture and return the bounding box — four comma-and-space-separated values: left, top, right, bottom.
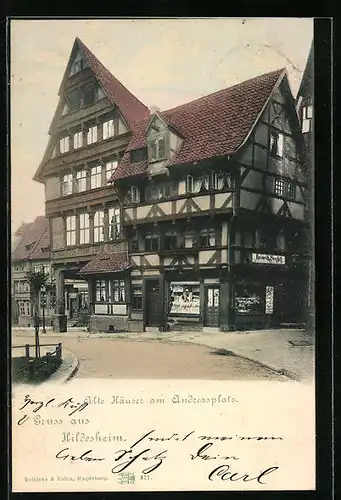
296, 42, 314, 330
11, 216, 55, 326
34, 38, 310, 333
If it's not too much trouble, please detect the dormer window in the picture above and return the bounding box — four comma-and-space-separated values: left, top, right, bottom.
148, 134, 166, 162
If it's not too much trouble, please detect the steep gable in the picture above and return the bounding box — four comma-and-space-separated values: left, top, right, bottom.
12, 216, 50, 262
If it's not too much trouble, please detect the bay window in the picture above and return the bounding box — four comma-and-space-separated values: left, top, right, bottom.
79, 213, 90, 244
87, 125, 98, 145
109, 207, 121, 240
73, 131, 83, 149
76, 169, 87, 192
94, 210, 104, 243
186, 171, 231, 193
95, 280, 107, 302
61, 173, 73, 196
103, 119, 116, 140
66, 215, 76, 246
105, 160, 118, 181
90, 165, 102, 189
60, 136, 70, 154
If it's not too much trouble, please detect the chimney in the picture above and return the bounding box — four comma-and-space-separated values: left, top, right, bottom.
150, 105, 160, 114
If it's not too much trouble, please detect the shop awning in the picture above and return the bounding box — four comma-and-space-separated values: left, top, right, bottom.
78, 251, 130, 275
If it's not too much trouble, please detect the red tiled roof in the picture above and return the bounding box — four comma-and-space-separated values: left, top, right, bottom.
12, 216, 50, 262
77, 38, 150, 130
78, 250, 130, 275
111, 68, 285, 181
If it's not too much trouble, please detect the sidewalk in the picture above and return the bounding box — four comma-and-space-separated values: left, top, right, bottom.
12, 326, 315, 382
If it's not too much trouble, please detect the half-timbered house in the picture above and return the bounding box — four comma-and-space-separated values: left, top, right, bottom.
109, 68, 310, 331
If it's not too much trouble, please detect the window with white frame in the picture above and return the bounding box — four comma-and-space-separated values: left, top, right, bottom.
60, 136, 70, 154
274, 178, 285, 196
79, 213, 90, 244
130, 185, 140, 203
269, 130, 284, 158
149, 134, 166, 161
108, 207, 121, 240
95, 280, 107, 301
103, 119, 116, 140
110, 280, 125, 302
301, 105, 313, 133
76, 169, 87, 192
66, 215, 76, 246
90, 165, 102, 189
73, 131, 83, 149
61, 173, 73, 196
105, 160, 118, 181
87, 125, 98, 145
24, 301, 31, 316
94, 210, 104, 243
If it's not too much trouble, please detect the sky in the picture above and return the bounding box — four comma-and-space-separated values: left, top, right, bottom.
10, 18, 313, 233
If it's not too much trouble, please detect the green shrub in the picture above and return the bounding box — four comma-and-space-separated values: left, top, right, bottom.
12, 355, 62, 384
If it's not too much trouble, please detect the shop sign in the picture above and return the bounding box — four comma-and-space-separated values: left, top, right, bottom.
265, 286, 274, 314
251, 253, 286, 265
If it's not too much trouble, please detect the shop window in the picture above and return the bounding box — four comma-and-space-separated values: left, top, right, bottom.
79, 213, 90, 244
76, 169, 87, 192
108, 207, 121, 240
145, 234, 159, 252
168, 282, 200, 316
90, 165, 102, 189
148, 134, 166, 162
132, 285, 142, 310
94, 210, 104, 243
110, 280, 125, 302
199, 229, 216, 248
269, 130, 284, 158
164, 232, 178, 250
234, 285, 264, 314
95, 280, 107, 302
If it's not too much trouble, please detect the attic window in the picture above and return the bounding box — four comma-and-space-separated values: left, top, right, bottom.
70, 57, 88, 76
148, 135, 166, 162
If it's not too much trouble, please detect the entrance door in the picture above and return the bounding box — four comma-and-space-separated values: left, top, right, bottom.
145, 280, 161, 326
204, 287, 220, 326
